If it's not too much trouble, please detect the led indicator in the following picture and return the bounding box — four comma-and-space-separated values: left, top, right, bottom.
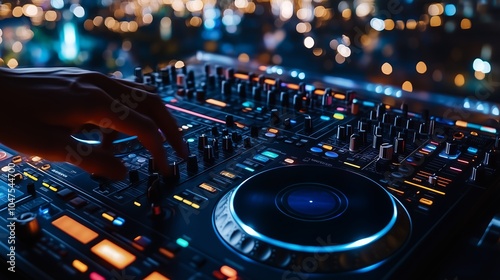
176, 238, 189, 248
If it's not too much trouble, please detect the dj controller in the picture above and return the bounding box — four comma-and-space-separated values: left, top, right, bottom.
1, 52, 500, 280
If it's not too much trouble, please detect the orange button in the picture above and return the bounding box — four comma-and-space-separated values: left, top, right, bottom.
91, 239, 136, 270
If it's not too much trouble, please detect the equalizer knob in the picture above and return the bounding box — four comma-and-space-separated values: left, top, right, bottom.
470, 164, 485, 183
280, 91, 290, 107
225, 115, 235, 127
238, 83, 246, 99
293, 94, 302, 111
168, 162, 180, 181
222, 136, 234, 152
349, 134, 360, 152
16, 212, 41, 243
445, 141, 459, 155
187, 154, 198, 172
483, 150, 496, 167
394, 137, 405, 154
198, 134, 208, 150
134, 67, 143, 83
336, 125, 346, 141
379, 143, 394, 160
270, 109, 280, 125
203, 145, 215, 163
304, 115, 313, 133
222, 80, 231, 97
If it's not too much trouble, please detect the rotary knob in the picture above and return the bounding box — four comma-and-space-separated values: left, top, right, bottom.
445, 141, 459, 155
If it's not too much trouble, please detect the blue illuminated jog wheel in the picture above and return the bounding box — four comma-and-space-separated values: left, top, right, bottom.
213, 165, 411, 273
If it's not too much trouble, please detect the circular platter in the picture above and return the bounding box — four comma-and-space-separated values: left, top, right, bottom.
213, 165, 411, 273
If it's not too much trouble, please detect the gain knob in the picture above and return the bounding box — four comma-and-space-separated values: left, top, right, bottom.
304, 115, 313, 133
349, 134, 360, 152
187, 154, 198, 173
445, 141, 459, 155
222, 136, 234, 153
203, 145, 215, 163
16, 212, 41, 243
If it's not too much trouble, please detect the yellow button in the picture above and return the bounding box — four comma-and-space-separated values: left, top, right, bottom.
52, 215, 98, 244
72, 259, 88, 273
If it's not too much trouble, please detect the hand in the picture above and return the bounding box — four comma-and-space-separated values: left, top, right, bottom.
0, 67, 188, 180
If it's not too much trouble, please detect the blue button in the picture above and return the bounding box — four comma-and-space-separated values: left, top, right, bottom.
467, 147, 478, 154
262, 151, 279, 158
112, 217, 125, 226
253, 154, 270, 163
325, 151, 338, 158
310, 147, 322, 153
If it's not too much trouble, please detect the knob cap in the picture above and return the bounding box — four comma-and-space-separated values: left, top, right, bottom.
349, 134, 360, 152
16, 212, 41, 243
198, 134, 208, 150
203, 145, 215, 163
187, 154, 198, 172
222, 136, 234, 152
225, 115, 235, 127
304, 115, 313, 133
445, 141, 458, 155
336, 125, 346, 141
379, 143, 394, 160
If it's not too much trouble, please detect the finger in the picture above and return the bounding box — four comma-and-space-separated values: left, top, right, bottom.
100, 129, 119, 151
87, 94, 170, 176
98, 84, 188, 159
2, 124, 127, 180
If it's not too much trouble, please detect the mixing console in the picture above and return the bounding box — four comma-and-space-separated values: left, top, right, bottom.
1, 52, 500, 280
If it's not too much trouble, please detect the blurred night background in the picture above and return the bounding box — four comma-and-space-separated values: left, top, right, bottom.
1, 0, 500, 106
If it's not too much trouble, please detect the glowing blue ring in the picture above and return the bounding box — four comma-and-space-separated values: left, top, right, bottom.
228, 184, 398, 253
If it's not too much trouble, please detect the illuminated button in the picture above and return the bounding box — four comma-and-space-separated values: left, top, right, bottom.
72, 259, 88, 273
419, 198, 433, 206
198, 183, 217, 193
264, 132, 276, 138
182, 199, 193, 206
262, 151, 279, 158
133, 201, 142, 207
425, 144, 437, 150
31, 156, 42, 162
467, 147, 478, 154
144, 271, 170, 280
191, 203, 200, 209
322, 144, 333, 151
112, 217, 125, 227
253, 154, 270, 163
320, 115, 330, 121
52, 215, 98, 244
101, 212, 114, 222
41, 164, 51, 170
89, 272, 106, 280
220, 265, 238, 278
333, 113, 345, 120
91, 239, 136, 269
176, 238, 189, 248
268, 128, 279, 134
284, 158, 295, 164
206, 98, 227, 107
325, 151, 339, 158
132, 235, 151, 251
12, 155, 22, 163
220, 170, 236, 179
173, 195, 183, 201
310, 147, 322, 153
236, 163, 255, 172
